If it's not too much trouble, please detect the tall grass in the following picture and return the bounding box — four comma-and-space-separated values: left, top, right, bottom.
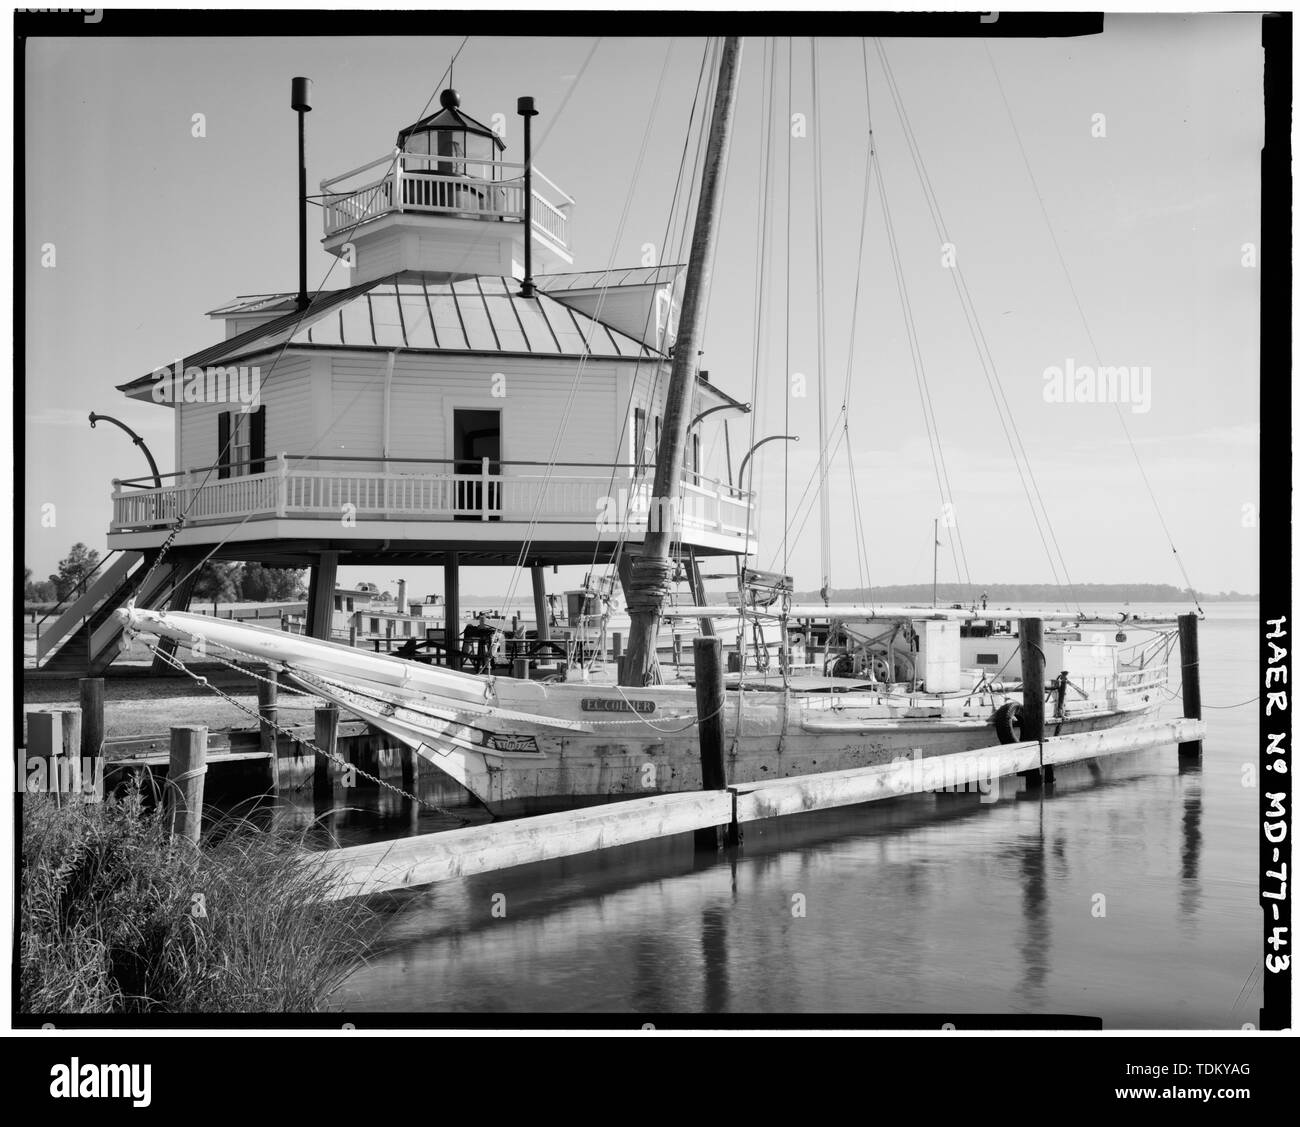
21, 785, 377, 1014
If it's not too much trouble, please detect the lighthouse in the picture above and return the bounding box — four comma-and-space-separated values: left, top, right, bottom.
41, 81, 755, 675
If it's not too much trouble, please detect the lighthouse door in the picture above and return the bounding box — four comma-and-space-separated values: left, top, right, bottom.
453, 408, 501, 520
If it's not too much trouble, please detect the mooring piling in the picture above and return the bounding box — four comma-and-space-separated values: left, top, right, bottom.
56, 707, 83, 796
79, 678, 105, 800
1178, 613, 1203, 759
314, 705, 340, 801
167, 725, 208, 844
400, 744, 419, 792
1018, 617, 1052, 787
257, 668, 280, 791
693, 636, 738, 851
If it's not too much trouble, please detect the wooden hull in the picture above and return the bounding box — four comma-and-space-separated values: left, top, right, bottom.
336, 678, 1158, 818
115, 608, 1164, 820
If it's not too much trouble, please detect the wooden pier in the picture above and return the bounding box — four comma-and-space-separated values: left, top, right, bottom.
314, 715, 1207, 900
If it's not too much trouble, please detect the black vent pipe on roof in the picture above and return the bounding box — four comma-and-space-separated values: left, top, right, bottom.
292, 77, 313, 312
517, 96, 538, 299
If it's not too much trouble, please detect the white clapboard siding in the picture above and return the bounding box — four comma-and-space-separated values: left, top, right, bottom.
326, 357, 386, 462
177, 354, 312, 470
384, 353, 620, 466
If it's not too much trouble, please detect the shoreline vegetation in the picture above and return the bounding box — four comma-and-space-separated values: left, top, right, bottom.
20, 785, 376, 1014
801, 584, 1254, 604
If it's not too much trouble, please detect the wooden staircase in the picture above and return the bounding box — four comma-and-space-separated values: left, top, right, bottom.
37, 551, 184, 674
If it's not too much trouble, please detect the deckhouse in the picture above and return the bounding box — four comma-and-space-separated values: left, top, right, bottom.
40, 85, 755, 673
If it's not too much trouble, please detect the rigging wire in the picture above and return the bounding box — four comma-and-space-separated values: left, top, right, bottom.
874, 38, 1082, 614
498, 35, 691, 619
580, 38, 688, 582
981, 40, 1204, 615
810, 37, 832, 598
733, 36, 779, 736
584, 37, 718, 639
873, 142, 978, 592
783, 36, 793, 593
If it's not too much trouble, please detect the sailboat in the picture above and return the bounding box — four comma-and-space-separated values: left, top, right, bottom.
119, 36, 1184, 818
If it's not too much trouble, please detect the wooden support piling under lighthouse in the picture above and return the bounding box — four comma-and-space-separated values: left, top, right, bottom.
306, 551, 339, 641
444, 552, 461, 669
531, 566, 550, 645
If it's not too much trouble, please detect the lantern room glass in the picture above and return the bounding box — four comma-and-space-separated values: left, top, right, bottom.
403, 128, 498, 182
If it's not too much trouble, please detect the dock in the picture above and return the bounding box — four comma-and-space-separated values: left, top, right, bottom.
314, 715, 1207, 900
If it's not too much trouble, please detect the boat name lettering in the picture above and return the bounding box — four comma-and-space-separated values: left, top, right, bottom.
581, 698, 657, 714
483, 734, 541, 753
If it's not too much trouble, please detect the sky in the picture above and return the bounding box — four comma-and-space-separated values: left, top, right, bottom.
23, 16, 1263, 602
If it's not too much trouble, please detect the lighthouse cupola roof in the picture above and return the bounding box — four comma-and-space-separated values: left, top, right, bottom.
396, 88, 506, 155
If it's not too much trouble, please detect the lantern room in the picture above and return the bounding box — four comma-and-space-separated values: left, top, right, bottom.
397, 88, 505, 180
320, 87, 573, 284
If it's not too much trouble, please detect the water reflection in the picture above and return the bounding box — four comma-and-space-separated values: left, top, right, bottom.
1180, 765, 1203, 922
1013, 799, 1050, 1007
312, 608, 1262, 1024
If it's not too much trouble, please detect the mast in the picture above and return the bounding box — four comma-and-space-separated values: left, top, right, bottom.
621, 36, 744, 687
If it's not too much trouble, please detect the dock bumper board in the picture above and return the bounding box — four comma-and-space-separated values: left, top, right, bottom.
316, 716, 1206, 898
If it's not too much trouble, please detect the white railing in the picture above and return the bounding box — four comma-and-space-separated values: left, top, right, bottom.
109, 457, 755, 547
530, 192, 568, 246
320, 152, 569, 249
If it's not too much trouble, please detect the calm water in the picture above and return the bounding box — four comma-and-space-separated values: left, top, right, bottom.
334, 603, 1262, 1027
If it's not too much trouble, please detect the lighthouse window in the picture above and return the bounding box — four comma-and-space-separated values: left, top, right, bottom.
218, 408, 256, 478
437, 130, 467, 176
404, 131, 434, 173
231, 412, 250, 473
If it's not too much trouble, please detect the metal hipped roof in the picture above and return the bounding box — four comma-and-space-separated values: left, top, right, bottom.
534, 265, 685, 292
118, 273, 663, 394
205, 294, 298, 318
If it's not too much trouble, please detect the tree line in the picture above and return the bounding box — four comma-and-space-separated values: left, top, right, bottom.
25, 543, 305, 606
803, 583, 1252, 605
